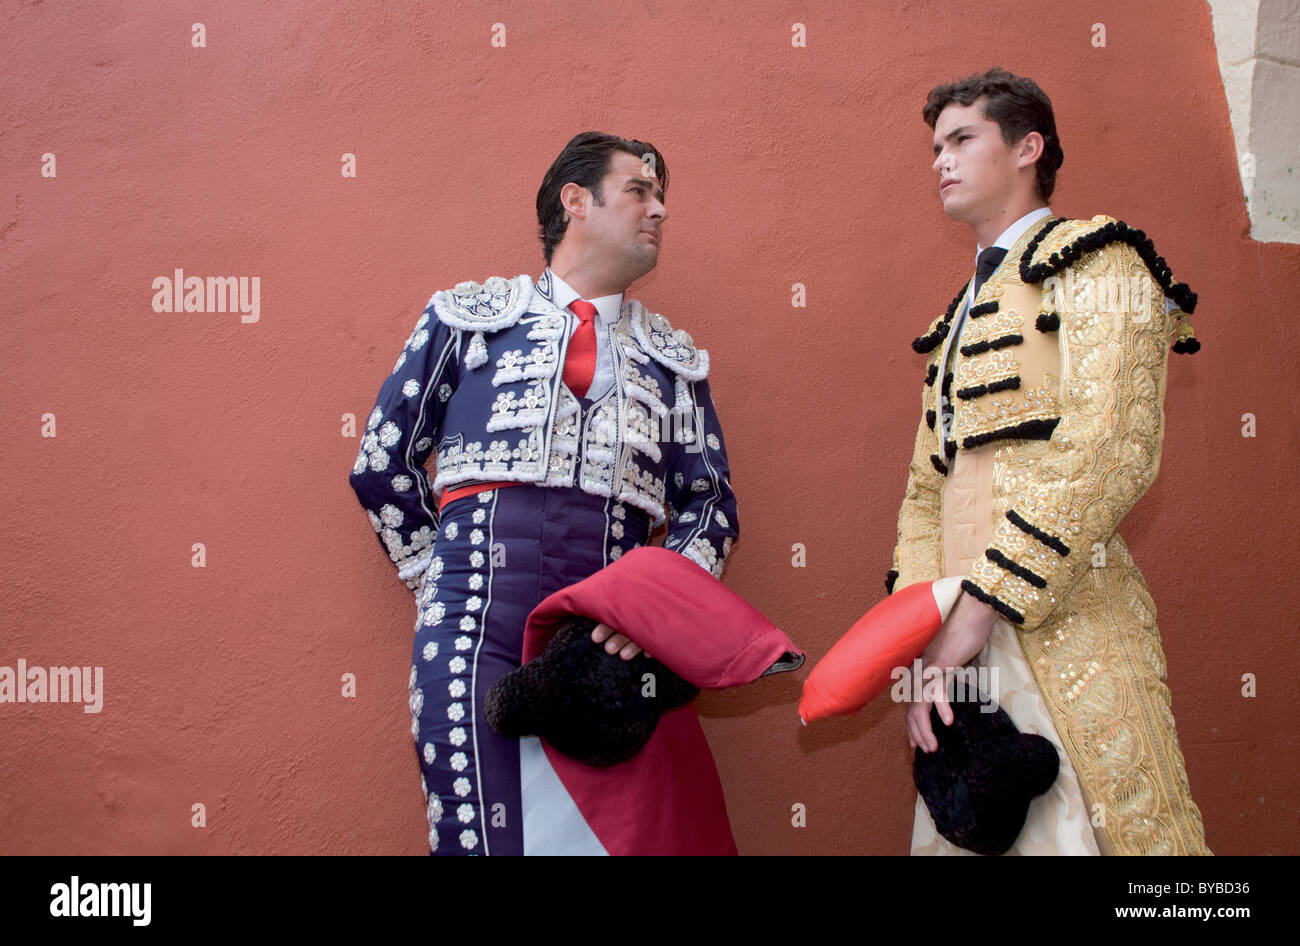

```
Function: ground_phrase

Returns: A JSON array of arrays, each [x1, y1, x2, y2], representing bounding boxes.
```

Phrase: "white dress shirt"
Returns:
[[546, 270, 624, 402]]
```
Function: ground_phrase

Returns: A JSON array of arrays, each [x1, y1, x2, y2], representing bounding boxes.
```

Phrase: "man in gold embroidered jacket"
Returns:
[[888, 69, 1210, 856]]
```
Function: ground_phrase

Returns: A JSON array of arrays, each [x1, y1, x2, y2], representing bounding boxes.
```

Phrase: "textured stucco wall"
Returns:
[[2, 0, 1297, 855]]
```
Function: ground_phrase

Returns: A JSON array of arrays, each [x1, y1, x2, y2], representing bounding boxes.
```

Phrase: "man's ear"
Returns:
[[1015, 131, 1045, 171], [559, 181, 588, 224]]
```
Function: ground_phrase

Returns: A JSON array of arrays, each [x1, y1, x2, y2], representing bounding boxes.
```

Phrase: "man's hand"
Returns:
[[905, 590, 998, 753], [591, 623, 650, 661]]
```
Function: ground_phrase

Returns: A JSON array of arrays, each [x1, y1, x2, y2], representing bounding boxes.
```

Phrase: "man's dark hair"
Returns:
[[536, 132, 668, 264], [923, 67, 1064, 201]]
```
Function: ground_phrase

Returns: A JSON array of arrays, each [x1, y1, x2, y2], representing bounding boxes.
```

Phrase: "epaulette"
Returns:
[[431, 274, 533, 332], [628, 299, 709, 381], [1020, 215, 1200, 353]]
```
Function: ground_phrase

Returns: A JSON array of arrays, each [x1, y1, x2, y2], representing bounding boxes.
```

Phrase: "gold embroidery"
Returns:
[[960, 306, 1025, 346], [955, 349, 1020, 389], [954, 372, 1062, 441]]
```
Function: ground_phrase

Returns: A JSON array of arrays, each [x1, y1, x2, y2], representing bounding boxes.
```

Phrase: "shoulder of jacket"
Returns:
[[1019, 215, 1197, 313], [627, 298, 710, 381], [430, 274, 534, 332]]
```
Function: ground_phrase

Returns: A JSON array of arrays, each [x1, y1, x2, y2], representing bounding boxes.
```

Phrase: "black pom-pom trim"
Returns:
[[944, 439, 957, 459], [885, 569, 899, 594], [930, 454, 949, 476], [1172, 336, 1201, 354], [986, 547, 1048, 588], [1035, 312, 1060, 332], [925, 409, 936, 430], [968, 301, 999, 318], [912, 321, 949, 354], [1019, 217, 1069, 275], [1006, 508, 1071, 557], [925, 363, 939, 386], [961, 416, 1060, 449], [941, 371, 953, 397], [956, 376, 1021, 401], [960, 333, 1023, 357], [1020, 217, 1198, 315], [912, 283, 970, 354], [960, 579, 1024, 625]]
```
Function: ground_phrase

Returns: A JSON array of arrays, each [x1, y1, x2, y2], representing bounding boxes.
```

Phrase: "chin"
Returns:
[[940, 196, 972, 223]]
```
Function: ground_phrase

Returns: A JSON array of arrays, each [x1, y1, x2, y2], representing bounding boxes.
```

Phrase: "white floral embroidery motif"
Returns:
[[686, 536, 722, 577]]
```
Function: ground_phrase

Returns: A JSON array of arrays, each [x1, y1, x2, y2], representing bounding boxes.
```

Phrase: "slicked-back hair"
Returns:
[[536, 132, 668, 264], [923, 67, 1064, 201]]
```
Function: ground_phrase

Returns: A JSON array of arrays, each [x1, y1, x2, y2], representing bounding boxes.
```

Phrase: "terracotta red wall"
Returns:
[[3, 0, 1296, 854]]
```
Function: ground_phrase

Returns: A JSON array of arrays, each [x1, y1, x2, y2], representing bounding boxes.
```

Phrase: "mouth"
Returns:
[[641, 230, 660, 245], [940, 179, 959, 193]]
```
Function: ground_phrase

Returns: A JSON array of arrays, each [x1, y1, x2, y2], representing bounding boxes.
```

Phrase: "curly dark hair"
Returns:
[[923, 68, 1064, 201], [536, 132, 668, 264]]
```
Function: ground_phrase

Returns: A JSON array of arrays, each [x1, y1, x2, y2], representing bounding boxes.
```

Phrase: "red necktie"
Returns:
[[564, 299, 598, 397]]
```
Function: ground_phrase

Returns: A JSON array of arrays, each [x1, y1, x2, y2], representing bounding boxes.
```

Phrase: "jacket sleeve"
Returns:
[[348, 298, 460, 591], [661, 376, 740, 579], [889, 369, 947, 594], [960, 241, 1171, 630]]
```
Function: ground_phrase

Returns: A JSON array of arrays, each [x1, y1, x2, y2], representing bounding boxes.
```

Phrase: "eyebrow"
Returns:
[[625, 177, 665, 202], [933, 125, 975, 154]]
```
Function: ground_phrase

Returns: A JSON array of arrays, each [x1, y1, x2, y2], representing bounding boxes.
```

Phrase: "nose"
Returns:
[[933, 150, 952, 176], [647, 195, 666, 224]]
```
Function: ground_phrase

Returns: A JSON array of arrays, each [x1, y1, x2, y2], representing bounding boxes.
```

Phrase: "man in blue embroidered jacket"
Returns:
[[347, 132, 739, 855]]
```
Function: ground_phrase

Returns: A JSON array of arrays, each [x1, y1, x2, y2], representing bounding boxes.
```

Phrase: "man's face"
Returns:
[[931, 99, 1023, 223], [583, 150, 667, 278]]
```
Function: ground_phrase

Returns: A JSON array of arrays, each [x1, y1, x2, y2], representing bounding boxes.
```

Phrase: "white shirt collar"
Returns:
[[545, 269, 623, 325], [975, 205, 1053, 267]]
